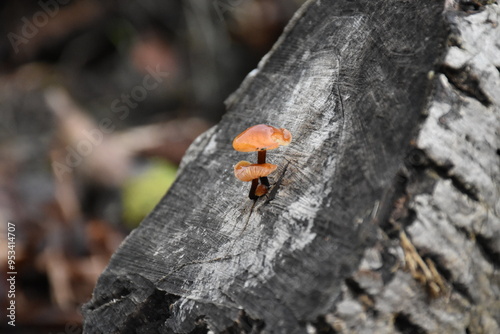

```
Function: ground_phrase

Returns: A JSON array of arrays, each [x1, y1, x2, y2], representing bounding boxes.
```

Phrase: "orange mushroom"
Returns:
[[255, 184, 270, 197], [232, 124, 291, 199], [232, 124, 292, 153], [234, 161, 277, 182], [234, 161, 277, 199]]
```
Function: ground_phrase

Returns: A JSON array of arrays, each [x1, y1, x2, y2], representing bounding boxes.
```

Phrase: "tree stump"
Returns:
[[83, 0, 500, 333]]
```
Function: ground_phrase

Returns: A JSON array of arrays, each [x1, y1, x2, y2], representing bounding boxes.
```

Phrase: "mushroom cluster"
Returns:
[[232, 124, 292, 199]]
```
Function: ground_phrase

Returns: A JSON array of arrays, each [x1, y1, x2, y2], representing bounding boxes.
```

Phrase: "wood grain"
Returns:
[[83, 1, 500, 333]]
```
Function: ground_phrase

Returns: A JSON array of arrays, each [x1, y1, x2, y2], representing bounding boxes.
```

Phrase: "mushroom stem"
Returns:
[[257, 150, 270, 189], [259, 176, 270, 188], [249, 178, 259, 200], [257, 150, 266, 164]]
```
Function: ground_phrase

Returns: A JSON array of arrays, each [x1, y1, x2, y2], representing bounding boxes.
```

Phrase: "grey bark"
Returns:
[[83, 0, 500, 333]]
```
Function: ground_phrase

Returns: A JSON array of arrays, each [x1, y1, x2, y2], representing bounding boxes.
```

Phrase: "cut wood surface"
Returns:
[[83, 0, 500, 333]]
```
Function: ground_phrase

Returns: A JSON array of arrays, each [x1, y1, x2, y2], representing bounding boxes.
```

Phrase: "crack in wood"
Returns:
[[475, 234, 500, 269], [156, 255, 237, 284], [374, 166, 415, 239], [394, 312, 428, 334], [224, 200, 258, 257], [440, 65, 492, 107], [451, 281, 475, 303], [424, 252, 476, 302], [86, 283, 134, 311], [344, 277, 376, 311], [218, 289, 238, 306], [265, 161, 290, 203], [431, 164, 480, 202], [310, 316, 337, 334], [409, 148, 480, 202], [88, 291, 130, 311], [457, 0, 496, 12]]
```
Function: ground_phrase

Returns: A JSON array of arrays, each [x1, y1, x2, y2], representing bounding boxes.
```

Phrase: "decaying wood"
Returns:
[[83, 0, 500, 333]]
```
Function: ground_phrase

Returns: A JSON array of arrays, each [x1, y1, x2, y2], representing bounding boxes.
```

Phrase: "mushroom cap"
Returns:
[[232, 124, 292, 152], [234, 161, 277, 182]]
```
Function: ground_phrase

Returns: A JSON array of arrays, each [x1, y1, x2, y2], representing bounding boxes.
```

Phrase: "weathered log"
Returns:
[[83, 0, 500, 333]]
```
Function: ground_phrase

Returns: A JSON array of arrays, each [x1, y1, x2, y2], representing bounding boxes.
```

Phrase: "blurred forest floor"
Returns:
[[0, 0, 304, 332]]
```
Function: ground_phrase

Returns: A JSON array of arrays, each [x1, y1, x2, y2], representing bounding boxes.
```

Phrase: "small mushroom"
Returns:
[[233, 161, 278, 182], [234, 161, 277, 199], [255, 184, 270, 197], [232, 124, 292, 157], [233, 124, 291, 195]]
